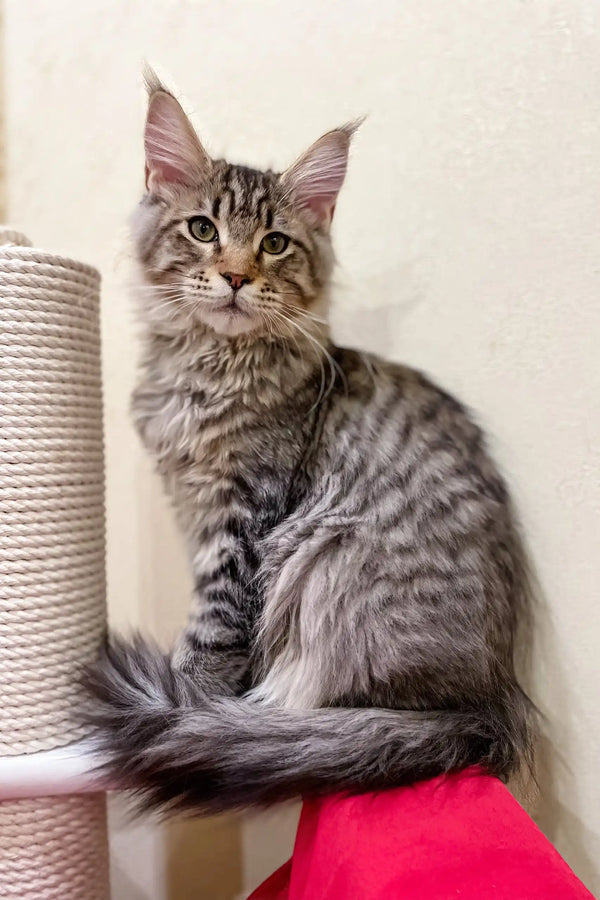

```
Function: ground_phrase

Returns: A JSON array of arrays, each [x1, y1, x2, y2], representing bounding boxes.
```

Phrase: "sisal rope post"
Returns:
[[0, 229, 110, 898]]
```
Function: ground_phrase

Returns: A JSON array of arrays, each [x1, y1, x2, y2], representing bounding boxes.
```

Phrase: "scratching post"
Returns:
[[0, 229, 109, 898]]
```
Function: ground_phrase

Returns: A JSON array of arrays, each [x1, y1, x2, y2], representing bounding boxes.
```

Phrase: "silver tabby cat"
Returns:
[[87, 71, 534, 813]]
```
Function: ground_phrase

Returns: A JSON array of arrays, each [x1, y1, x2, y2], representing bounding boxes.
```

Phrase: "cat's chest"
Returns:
[[133, 379, 308, 536], [134, 385, 255, 475]]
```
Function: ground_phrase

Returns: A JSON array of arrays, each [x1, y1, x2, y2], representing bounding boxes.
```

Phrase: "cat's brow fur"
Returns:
[[86, 73, 535, 815]]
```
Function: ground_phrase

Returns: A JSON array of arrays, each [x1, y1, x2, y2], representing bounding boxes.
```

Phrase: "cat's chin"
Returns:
[[201, 308, 262, 339]]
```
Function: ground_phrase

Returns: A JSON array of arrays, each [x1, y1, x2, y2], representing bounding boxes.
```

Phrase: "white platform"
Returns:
[[0, 741, 105, 800]]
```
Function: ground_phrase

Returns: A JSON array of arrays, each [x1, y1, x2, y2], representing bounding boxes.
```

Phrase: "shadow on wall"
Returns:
[[110, 868, 153, 900], [166, 815, 243, 900], [336, 286, 599, 896], [331, 258, 428, 357], [533, 603, 599, 894]]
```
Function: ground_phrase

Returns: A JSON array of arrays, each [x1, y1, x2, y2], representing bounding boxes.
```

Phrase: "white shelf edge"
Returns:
[[0, 740, 109, 800]]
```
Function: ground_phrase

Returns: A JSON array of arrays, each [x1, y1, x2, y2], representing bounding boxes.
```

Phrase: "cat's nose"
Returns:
[[221, 272, 252, 291]]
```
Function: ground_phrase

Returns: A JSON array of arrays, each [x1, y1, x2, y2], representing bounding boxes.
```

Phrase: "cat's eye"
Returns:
[[261, 232, 289, 255], [188, 216, 218, 242]]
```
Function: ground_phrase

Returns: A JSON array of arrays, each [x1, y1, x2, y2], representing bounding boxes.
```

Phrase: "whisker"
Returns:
[[285, 314, 347, 401], [134, 281, 201, 292], [266, 308, 335, 411], [261, 298, 329, 329], [134, 286, 186, 295], [360, 351, 378, 390], [268, 291, 329, 324], [260, 307, 303, 358], [283, 306, 328, 327]]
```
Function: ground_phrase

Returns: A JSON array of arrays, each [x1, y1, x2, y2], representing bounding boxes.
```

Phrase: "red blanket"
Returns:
[[249, 768, 593, 899]]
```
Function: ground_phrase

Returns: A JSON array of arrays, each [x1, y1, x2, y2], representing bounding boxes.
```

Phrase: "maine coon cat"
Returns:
[[86, 71, 534, 814]]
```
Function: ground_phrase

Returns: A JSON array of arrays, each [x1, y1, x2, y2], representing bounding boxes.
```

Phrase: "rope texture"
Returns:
[[0, 230, 110, 898], [0, 231, 106, 757], [0, 794, 110, 899]]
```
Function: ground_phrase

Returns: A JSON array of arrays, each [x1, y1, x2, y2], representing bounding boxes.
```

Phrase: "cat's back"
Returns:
[[322, 346, 511, 513]]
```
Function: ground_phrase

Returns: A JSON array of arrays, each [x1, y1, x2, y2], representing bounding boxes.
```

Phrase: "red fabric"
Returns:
[[249, 768, 593, 900]]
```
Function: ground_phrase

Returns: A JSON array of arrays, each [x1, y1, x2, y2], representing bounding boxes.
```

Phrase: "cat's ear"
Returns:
[[143, 75, 211, 195], [281, 122, 360, 228]]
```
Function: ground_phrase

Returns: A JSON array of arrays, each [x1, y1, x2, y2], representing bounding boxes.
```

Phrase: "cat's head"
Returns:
[[132, 72, 357, 339]]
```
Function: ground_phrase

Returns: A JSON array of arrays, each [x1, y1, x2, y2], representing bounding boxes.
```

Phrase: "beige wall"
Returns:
[[4, 1, 600, 896], [0, 3, 4, 224]]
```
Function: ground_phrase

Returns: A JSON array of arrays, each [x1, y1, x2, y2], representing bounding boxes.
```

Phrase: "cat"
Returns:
[[86, 69, 535, 815]]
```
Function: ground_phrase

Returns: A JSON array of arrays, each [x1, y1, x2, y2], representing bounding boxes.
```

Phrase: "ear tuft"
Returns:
[[337, 117, 366, 141], [281, 120, 362, 227], [143, 67, 211, 194], [142, 63, 168, 98]]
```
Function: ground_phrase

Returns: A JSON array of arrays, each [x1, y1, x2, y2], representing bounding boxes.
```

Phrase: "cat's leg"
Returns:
[[172, 527, 258, 696], [131, 387, 253, 694], [131, 385, 262, 695]]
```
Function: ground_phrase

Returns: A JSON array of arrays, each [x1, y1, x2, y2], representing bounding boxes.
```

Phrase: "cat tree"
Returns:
[[0, 229, 110, 898]]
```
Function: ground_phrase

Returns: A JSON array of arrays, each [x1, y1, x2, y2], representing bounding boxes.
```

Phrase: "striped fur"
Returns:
[[85, 74, 535, 814]]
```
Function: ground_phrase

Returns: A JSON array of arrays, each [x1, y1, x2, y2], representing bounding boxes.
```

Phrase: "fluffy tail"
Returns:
[[84, 637, 533, 815]]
